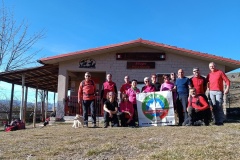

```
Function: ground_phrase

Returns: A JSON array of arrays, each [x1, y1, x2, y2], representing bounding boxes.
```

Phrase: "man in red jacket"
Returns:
[[78, 72, 96, 127], [206, 62, 230, 126], [184, 88, 210, 126]]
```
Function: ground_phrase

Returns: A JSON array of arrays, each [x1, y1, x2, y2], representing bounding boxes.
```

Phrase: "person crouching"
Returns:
[[118, 94, 135, 127], [184, 88, 210, 126], [103, 92, 119, 128]]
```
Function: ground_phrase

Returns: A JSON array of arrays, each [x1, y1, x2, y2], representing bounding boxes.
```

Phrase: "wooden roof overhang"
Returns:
[[0, 65, 59, 92]]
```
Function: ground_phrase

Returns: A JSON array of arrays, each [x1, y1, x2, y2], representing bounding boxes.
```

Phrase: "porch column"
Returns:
[[56, 68, 69, 119], [45, 90, 48, 120], [23, 87, 28, 123], [9, 83, 14, 124], [20, 74, 25, 121]]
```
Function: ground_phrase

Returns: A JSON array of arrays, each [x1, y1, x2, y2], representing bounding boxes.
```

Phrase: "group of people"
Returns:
[[77, 61, 230, 128]]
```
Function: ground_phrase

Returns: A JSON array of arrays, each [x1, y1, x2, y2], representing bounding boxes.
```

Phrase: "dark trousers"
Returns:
[[104, 111, 119, 127], [198, 94, 213, 122], [176, 95, 188, 125], [82, 100, 96, 125], [187, 107, 210, 125], [117, 112, 135, 127], [133, 104, 139, 126]]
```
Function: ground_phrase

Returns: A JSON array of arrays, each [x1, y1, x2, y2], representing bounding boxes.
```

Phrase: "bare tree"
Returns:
[[0, 1, 45, 71]]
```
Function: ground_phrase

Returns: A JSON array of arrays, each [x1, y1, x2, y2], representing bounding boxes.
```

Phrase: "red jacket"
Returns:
[[101, 81, 117, 99], [120, 83, 131, 94], [78, 80, 96, 101], [206, 69, 230, 92], [188, 96, 209, 111]]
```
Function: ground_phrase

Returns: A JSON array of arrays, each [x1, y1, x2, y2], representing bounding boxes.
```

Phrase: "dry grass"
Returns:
[[1, 122, 240, 160]]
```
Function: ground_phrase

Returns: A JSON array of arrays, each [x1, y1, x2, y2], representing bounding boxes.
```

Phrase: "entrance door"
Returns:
[[66, 71, 106, 116]]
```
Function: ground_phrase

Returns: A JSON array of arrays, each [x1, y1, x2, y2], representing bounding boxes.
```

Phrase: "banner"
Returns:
[[136, 91, 175, 127]]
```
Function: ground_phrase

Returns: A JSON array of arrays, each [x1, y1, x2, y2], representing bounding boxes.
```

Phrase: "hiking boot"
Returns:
[[104, 123, 109, 128], [92, 124, 97, 128], [215, 122, 224, 126]]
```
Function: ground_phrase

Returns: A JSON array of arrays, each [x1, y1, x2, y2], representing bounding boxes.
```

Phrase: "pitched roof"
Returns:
[[38, 38, 240, 72]]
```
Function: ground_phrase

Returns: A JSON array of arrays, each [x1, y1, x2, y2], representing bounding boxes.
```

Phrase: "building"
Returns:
[[1, 38, 240, 120]]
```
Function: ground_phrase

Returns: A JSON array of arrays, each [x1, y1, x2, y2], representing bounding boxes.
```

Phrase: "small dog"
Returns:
[[72, 114, 84, 128]]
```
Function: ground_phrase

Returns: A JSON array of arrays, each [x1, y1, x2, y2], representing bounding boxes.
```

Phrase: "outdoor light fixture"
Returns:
[[160, 54, 165, 59]]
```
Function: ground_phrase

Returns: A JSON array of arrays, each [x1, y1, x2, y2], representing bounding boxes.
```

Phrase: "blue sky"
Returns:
[[3, 0, 240, 70], [1, 0, 240, 102]]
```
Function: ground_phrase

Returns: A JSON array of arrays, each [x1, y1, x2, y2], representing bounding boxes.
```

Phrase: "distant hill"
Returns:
[[227, 72, 240, 108], [227, 72, 240, 82]]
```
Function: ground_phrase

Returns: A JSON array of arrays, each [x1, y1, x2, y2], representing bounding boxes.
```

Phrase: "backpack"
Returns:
[[81, 80, 95, 96], [82, 80, 94, 88]]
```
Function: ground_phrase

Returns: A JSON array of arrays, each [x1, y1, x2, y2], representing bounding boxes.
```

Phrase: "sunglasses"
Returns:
[[193, 70, 199, 72], [85, 75, 91, 77], [145, 81, 149, 83]]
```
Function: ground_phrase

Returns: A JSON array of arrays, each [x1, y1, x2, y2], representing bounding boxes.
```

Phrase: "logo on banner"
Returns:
[[142, 93, 169, 120]]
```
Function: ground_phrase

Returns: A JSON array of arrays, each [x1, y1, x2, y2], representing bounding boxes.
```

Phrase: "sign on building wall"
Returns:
[[79, 58, 96, 68], [127, 62, 155, 69], [137, 91, 175, 126]]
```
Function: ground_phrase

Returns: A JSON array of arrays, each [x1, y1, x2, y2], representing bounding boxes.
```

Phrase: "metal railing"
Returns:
[[66, 95, 103, 116]]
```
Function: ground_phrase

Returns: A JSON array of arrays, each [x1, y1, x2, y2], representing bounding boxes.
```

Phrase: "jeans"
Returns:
[[117, 112, 135, 127], [176, 94, 188, 125], [209, 91, 224, 124], [187, 107, 210, 125], [82, 100, 96, 125], [104, 111, 119, 127]]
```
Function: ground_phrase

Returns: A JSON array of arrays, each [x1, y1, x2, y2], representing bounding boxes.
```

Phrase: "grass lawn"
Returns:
[[1, 122, 240, 160]]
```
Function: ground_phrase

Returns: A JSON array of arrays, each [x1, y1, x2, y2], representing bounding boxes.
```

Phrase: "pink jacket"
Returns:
[[126, 87, 140, 104], [119, 101, 134, 120]]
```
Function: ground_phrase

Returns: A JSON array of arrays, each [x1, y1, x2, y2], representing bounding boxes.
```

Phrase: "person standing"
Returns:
[[160, 75, 175, 92], [174, 69, 191, 125], [141, 77, 155, 93], [170, 72, 176, 84], [206, 62, 230, 126], [78, 72, 96, 127], [120, 75, 131, 100], [126, 79, 140, 126], [150, 74, 161, 91], [101, 73, 118, 104]]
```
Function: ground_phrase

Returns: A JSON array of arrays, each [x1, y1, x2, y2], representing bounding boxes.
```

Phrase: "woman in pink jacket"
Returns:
[[126, 79, 140, 126], [141, 77, 155, 93]]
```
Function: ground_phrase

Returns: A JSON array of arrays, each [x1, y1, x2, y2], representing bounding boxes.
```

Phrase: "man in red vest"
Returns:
[[101, 73, 118, 104], [78, 72, 96, 127]]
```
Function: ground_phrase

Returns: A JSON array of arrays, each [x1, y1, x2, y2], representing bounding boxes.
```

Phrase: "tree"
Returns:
[[0, 1, 45, 71]]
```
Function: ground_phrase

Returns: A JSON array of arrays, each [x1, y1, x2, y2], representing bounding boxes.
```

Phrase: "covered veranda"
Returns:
[[0, 64, 60, 126]]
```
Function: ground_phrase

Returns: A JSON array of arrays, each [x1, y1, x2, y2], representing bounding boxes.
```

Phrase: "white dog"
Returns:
[[72, 114, 84, 128]]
